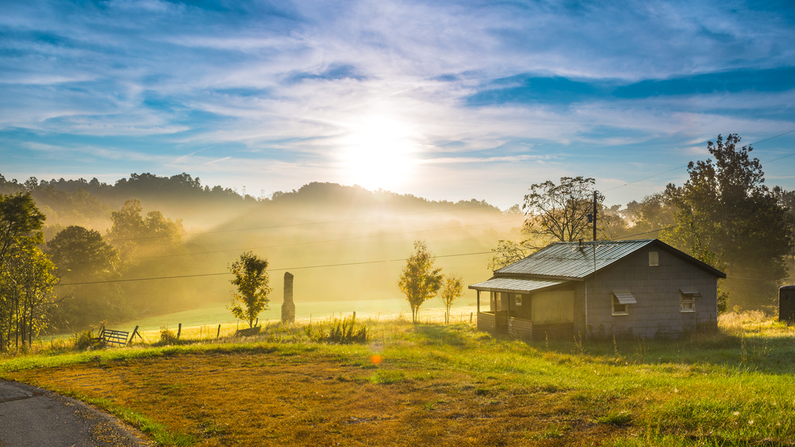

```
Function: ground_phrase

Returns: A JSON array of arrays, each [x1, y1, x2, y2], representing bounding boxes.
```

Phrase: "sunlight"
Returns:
[[338, 116, 417, 191]]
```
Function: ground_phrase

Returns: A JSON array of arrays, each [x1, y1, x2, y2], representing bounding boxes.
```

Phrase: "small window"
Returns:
[[649, 251, 659, 267], [514, 294, 523, 307], [680, 295, 696, 312], [612, 295, 628, 316], [679, 289, 700, 313], [612, 291, 636, 316]]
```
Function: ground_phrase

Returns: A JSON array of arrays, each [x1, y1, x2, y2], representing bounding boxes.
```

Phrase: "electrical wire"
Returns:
[[57, 250, 495, 286]]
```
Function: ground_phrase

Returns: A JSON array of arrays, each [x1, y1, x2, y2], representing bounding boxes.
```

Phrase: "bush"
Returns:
[[305, 315, 367, 344], [158, 327, 179, 345], [73, 329, 103, 350]]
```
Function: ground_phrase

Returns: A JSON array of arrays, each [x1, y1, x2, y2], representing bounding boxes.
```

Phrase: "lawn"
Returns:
[[2, 311, 794, 446]]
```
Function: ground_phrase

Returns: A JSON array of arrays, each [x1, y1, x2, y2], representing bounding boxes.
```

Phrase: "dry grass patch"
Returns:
[[9, 348, 628, 446]]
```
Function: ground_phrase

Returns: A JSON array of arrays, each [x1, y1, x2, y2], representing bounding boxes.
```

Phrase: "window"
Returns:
[[649, 251, 659, 267], [612, 290, 636, 316], [679, 289, 701, 313], [514, 294, 523, 307]]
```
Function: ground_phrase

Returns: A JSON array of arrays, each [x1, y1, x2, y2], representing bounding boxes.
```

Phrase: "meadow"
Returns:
[[2, 311, 794, 446]]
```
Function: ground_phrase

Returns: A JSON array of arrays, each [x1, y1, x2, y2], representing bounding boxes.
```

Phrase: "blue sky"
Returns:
[[2, 0, 795, 209]]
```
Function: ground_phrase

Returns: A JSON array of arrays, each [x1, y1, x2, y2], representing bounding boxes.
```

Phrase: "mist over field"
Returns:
[[0, 174, 519, 332]]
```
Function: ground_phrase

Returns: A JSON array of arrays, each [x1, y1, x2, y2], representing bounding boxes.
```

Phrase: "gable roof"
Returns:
[[494, 239, 726, 280]]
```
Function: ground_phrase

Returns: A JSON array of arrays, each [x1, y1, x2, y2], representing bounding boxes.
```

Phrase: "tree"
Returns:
[[228, 252, 272, 328], [440, 274, 463, 324], [47, 226, 119, 279], [490, 177, 604, 269], [0, 193, 45, 261], [0, 193, 56, 350], [107, 199, 184, 261], [46, 226, 124, 330], [662, 134, 793, 310], [398, 241, 443, 323]]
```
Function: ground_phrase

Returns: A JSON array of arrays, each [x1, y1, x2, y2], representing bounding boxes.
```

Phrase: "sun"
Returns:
[[338, 116, 417, 191]]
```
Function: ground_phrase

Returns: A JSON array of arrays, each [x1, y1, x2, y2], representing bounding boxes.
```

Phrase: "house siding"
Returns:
[[572, 246, 718, 338]]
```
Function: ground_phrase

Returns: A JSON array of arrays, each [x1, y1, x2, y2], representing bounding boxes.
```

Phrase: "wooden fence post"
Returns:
[[216, 324, 221, 339], [177, 323, 182, 339], [470, 312, 473, 324]]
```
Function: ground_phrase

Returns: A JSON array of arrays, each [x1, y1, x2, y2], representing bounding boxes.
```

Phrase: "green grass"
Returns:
[[3, 312, 795, 446]]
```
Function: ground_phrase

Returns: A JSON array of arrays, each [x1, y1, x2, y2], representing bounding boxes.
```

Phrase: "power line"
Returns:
[[57, 250, 495, 286]]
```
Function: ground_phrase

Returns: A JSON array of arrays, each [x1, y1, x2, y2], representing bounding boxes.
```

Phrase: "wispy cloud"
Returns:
[[2, 0, 795, 208]]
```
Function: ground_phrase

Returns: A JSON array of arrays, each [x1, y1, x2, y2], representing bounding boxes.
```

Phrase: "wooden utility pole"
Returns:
[[592, 190, 598, 241]]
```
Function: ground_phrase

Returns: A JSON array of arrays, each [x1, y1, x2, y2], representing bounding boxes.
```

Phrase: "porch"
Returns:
[[471, 278, 575, 341]]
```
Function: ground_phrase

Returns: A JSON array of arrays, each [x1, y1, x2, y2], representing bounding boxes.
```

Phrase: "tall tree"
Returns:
[[398, 241, 443, 323], [0, 193, 55, 350], [229, 252, 272, 328], [46, 226, 123, 330], [662, 134, 793, 309]]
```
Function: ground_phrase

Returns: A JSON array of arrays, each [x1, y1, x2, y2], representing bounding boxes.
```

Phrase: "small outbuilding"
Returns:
[[780, 285, 795, 325], [469, 239, 726, 340]]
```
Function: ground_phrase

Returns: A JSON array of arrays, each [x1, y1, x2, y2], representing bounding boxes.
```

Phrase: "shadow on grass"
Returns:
[[533, 329, 795, 375], [412, 323, 481, 349]]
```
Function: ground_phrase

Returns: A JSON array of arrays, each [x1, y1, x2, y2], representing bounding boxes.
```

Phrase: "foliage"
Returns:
[[623, 193, 676, 238], [228, 252, 272, 328], [0, 193, 57, 351], [398, 241, 443, 323], [47, 226, 119, 278], [523, 176, 603, 243], [439, 274, 463, 324], [45, 225, 126, 330], [158, 327, 180, 345], [304, 315, 368, 344], [662, 134, 793, 309], [488, 239, 537, 271], [72, 329, 103, 350], [107, 199, 184, 262], [490, 176, 605, 270]]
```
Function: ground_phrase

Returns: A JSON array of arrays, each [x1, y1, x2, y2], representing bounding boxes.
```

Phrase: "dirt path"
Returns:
[[0, 380, 150, 447]]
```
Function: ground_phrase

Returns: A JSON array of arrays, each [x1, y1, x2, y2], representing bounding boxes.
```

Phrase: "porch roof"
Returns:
[[468, 277, 566, 294]]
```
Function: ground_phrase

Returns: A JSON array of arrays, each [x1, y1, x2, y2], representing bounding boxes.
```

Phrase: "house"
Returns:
[[468, 239, 726, 339]]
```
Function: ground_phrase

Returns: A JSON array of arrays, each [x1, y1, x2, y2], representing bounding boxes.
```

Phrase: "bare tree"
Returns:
[[490, 177, 603, 270]]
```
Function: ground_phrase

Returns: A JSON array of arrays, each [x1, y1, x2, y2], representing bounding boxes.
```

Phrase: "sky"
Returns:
[[2, 0, 795, 209]]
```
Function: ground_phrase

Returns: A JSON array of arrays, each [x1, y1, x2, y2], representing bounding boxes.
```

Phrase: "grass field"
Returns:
[[2, 311, 794, 446]]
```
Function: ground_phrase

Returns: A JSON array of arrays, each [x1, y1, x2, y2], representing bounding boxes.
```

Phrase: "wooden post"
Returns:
[[177, 323, 182, 339], [129, 325, 141, 344], [216, 324, 221, 339], [470, 312, 473, 324]]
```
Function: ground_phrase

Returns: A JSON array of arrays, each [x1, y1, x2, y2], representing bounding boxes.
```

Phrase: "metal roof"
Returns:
[[612, 290, 637, 304], [468, 277, 566, 293], [495, 240, 656, 280]]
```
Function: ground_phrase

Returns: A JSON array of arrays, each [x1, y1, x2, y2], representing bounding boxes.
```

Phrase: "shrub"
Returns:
[[73, 329, 104, 350], [159, 327, 179, 345], [305, 316, 367, 344]]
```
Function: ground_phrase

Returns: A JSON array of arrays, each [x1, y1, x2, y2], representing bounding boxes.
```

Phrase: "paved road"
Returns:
[[0, 380, 150, 446]]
